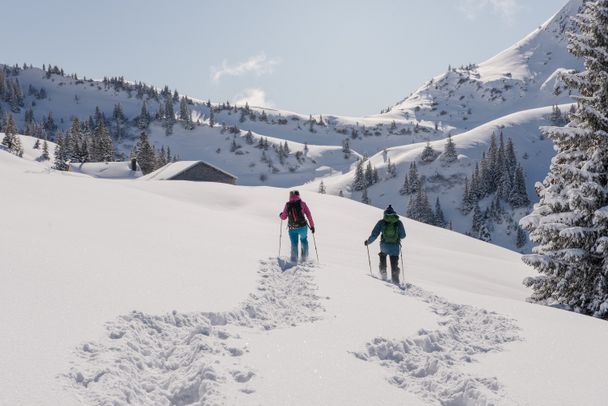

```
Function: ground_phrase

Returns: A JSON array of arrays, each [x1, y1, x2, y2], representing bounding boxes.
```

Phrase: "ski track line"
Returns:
[[354, 282, 523, 406], [64, 258, 324, 406]]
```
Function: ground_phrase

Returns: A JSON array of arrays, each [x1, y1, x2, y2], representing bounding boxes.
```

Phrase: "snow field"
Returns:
[[66, 259, 323, 405], [356, 282, 521, 406], [2, 150, 608, 405]]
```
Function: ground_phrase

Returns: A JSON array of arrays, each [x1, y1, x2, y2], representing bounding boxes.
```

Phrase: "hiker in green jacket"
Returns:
[[364, 205, 406, 284]]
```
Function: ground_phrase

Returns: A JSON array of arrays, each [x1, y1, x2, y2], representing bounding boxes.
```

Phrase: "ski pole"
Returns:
[[278, 219, 283, 259], [366, 244, 373, 276], [400, 243, 405, 287], [312, 231, 320, 263]]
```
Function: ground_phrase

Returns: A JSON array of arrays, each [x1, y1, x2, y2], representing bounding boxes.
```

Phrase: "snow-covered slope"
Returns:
[[0, 0, 586, 252], [2, 148, 608, 406], [386, 0, 584, 131], [306, 104, 567, 251]]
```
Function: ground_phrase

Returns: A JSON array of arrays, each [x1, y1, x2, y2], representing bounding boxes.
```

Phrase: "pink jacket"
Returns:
[[280, 195, 315, 228]]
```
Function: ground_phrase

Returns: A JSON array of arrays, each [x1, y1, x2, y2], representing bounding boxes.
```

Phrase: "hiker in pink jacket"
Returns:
[[279, 190, 315, 262]]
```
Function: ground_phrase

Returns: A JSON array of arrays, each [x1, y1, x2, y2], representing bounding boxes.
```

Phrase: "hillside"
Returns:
[[385, 0, 584, 130], [308, 104, 569, 251], [0, 0, 586, 251], [2, 147, 608, 405]]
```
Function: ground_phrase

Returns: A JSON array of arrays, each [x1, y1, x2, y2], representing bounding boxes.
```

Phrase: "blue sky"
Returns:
[[2, 0, 568, 116]]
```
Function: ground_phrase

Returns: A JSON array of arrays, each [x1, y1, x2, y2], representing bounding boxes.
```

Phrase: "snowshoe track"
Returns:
[[65, 258, 323, 406], [354, 284, 522, 406]]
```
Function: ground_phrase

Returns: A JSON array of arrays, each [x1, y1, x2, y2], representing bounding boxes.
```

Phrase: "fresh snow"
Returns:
[[69, 161, 141, 179], [2, 149, 608, 405], [0, 0, 588, 252]]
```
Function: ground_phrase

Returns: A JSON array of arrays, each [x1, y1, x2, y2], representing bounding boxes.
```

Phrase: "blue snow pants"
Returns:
[[288, 226, 309, 262]]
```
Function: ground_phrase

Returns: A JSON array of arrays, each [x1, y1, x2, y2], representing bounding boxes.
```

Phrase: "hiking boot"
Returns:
[[391, 268, 400, 284]]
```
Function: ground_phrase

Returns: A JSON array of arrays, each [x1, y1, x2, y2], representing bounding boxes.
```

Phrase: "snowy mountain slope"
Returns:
[[385, 0, 584, 131], [2, 149, 608, 405], [0, 0, 587, 252], [303, 104, 568, 251], [1, 132, 141, 179], [1, 132, 56, 166], [1, 65, 432, 165]]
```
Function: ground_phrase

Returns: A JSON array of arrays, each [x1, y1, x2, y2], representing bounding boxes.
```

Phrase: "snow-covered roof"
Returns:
[[70, 161, 142, 179], [141, 160, 236, 181]]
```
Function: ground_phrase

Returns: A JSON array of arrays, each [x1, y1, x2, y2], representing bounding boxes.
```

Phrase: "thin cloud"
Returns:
[[458, 0, 521, 21], [233, 88, 273, 108], [211, 53, 281, 82]]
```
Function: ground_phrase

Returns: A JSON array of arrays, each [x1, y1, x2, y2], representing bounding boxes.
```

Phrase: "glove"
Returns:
[[311, 227, 315, 234], [364, 240, 368, 246]]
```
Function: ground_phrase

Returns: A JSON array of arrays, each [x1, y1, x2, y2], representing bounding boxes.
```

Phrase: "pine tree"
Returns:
[[486, 132, 500, 193], [515, 226, 527, 249], [2, 112, 17, 145], [470, 163, 482, 201], [156, 146, 168, 168], [67, 118, 82, 161], [509, 164, 530, 208], [471, 203, 484, 235], [94, 120, 114, 162], [364, 161, 374, 187], [440, 134, 458, 163], [434, 197, 446, 227], [505, 137, 517, 176], [521, 0, 608, 317], [1, 112, 22, 156], [41, 140, 50, 160], [137, 102, 150, 130], [179, 97, 189, 121], [407, 187, 434, 224], [53, 132, 69, 170], [407, 162, 420, 194], [352, 159, 366, 191], [399, 172, 411, 195], [550, 105, 566, 126], [33, 138, 40, 149], [497, 161, 513, 201], [244, 130, 254, 145], [386, 158, 397, 179], [318, 180, 326, 194], [135, 131, 156, 174], [420, 141, 438, 163]]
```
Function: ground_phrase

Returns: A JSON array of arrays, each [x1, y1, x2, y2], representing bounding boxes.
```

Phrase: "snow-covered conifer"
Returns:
[[399, 172, 411, 195], [520, 0, 608, 317], [407, 187, 434, 224], [318, 180, 326, 194], [509, 165, 530, 208], [434, 197, 446, 227], [386, 158, 397, 179], [135, 131, 156, 174], [471, 203, 483, 235], [515, 226, 527, 249], [420, 141, 438, 163], [41, 140, 50, 160], [440, 134, 458, 163]]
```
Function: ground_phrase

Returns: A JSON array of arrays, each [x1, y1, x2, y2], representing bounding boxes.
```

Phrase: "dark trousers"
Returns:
[[379, 253, 400, 283]]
